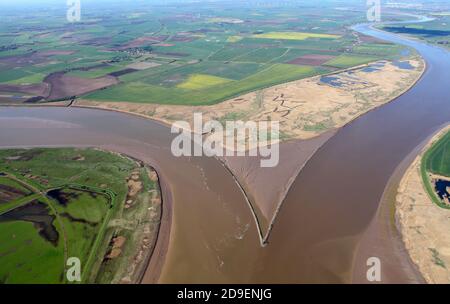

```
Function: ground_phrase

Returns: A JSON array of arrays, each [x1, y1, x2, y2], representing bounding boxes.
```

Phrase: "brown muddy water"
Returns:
[[0, 107, 261, 283], [0, 22, 449, 283], [249, 23, 450, 283]]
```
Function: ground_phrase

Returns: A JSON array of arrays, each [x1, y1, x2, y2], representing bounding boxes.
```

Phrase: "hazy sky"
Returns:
[[0, 0, 361, 4]]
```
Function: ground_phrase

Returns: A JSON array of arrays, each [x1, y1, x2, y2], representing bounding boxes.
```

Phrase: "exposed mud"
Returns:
[[221, 131, 335, 238]]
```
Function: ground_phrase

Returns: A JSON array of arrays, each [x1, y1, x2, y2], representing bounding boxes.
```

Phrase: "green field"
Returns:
[[177, 74, 233, 90], [66, 64, 130, 79], [0, 148, 160, 283], [0, 1, 407, 105], [382, 14, 450, 49], [353, 43, 405, 57], [324, 55, 379, 68], [86, 64, 320, 105], [252, 31, 340, 40], [0, 209, 65, 284], [421, 130, 450, 209]]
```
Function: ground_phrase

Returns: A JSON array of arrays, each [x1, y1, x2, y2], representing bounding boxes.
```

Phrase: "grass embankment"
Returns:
[[421, 130, 450, 209]]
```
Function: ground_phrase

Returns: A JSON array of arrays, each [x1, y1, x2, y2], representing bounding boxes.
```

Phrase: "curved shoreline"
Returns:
[[256, 13, 450, 283], [70, 54, 426, 248], [0, 142, 172, 284], [395, 124, 450, 283], [140, 166, 172, 284], [353, 124, 450, 283], [348, 18, 447, 284], [263, 28, 427, 247], [350, 132, 432, 283], [0, 145, 170, 283]]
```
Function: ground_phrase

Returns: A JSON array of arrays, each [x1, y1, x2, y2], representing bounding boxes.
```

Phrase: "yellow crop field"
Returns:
[[227, 35, 243, 43], [177, 74, 233, 90], [252, 31, 340, 40]]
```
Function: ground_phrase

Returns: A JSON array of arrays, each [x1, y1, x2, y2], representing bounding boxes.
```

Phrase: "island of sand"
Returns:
[[396, 125, 450, 284]]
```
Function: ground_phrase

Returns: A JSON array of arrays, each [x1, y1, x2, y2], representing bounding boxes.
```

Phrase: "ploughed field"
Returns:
[[0, 148, 161, 283], [0, 2, 407, 105]]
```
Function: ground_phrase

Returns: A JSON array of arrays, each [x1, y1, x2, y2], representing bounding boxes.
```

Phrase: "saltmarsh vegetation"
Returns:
[[0, 148, 161, 283]]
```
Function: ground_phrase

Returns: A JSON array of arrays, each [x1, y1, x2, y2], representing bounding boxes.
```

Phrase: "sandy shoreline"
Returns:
[[395, 125, 450, 283], [140, 166, 172, 283], [351, 140, 427, 284], [352, 124, 450, 284]]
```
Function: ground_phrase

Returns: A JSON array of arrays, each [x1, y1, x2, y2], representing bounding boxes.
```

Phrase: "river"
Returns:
[[0, 19, 449, 283], [249, 21, 450, 283]]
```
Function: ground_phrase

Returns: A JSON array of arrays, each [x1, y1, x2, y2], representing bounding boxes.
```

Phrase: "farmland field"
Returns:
[[177, 74, 233, 90], [0, 148, 161, 283], [0, 1, 408, 105], [382, 14, 450, 49], [252, 31, 340, 40], [422, 130, 450, 177], [324, 54, 380, 68], [86, 63, 320, 105], [421, 130, 450, 208]]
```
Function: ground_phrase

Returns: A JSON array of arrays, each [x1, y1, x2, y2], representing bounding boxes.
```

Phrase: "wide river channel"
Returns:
[[1, 20, 449, 283]]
